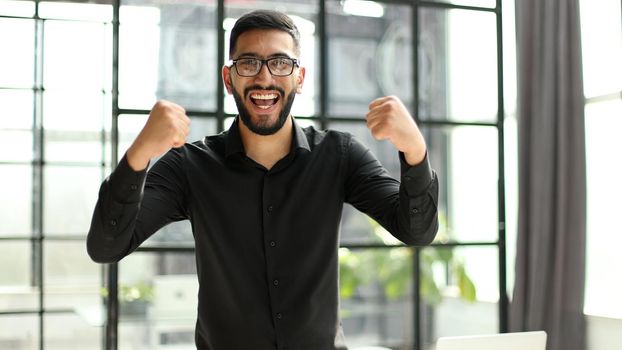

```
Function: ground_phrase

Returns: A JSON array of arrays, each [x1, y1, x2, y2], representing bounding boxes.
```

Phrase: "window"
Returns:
[[580, 0, 622, 319], [0, 1, 514, 349]]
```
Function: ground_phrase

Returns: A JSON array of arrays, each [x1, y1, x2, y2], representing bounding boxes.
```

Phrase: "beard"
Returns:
[[231, 84, 297, 136]]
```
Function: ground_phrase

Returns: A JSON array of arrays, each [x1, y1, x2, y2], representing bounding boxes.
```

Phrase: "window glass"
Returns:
[[423, 245, 499, 347], [43, 20, 108, 90], [224, 0, 318, 117], [584, 99, 622, 318], [425, 125, 499, 243], [339, 247, 413, 348], [419, 8, 498, 122], [0, 130, 32, 162], [0, 89, 33, 129], [0, 165, 32, 236], [326, 1, 411, 118], [119, 1, 218, 111], [44, 313, 102, 350], [39, 1, 112, 22], [0, 241, 37, 311], [0, 18, 34, 88], [43, 91, 106, 163], [118, 252, 197, 349], [580, 0, 622, 98], [0, 315, 39, 350], [44, 242, 101, 310], [424, 0, 496, 8], [0, 0, 35, 17], [43, 166, 103, 236]]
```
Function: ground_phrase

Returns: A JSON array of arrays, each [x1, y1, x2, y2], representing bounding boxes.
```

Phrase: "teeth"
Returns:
[[257, 105, 271, 109], [250, 93, 278, 100]]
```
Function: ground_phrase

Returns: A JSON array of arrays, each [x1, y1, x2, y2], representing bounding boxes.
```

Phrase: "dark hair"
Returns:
[[229, 10, 301, 57]]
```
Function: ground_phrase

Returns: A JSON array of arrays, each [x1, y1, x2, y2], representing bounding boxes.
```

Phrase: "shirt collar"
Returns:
[[224, 116, 311, 159]]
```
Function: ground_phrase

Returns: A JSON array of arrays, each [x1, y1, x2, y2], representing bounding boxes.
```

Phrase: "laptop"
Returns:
[[436, 331, 547, 350]]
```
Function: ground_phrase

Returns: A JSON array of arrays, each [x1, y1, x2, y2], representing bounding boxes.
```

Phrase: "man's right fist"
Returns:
[[126, 100, 191, 171]]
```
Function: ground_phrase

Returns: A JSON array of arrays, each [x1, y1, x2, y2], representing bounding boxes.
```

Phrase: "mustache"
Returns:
[[244, 85, 285, 97]]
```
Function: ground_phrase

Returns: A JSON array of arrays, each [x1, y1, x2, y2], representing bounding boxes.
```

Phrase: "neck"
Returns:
[[239, 116, 293, 170]]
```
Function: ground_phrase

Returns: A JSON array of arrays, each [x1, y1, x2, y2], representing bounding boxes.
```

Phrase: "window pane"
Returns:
[[43, 91, 106, 163], [0, 0, 35, 17], [419, 8, 498, 122], [0, 165, 32, 236], [339, 247, 413, 348], [118, 252, 197, 350], [584, 99, 622, 318], [0, 241, 37, 311], [425, 125, 499, 243], [224, 0, 318, 117], [44, 242, 101, 310], [43, 166, 103, 236], [0, 18, 34, 88], [0, 129, 32, 162], [326, 1, 412, 118], [39, 1, 112, 22], [0, 89, 33, 129], [43, 20, 108, 89], [0, 315, 39, 350], [423, 245, 499, 348], [424, 0, 496, 8], [119, 1, 218, 111], [580, 0, 622, 98], [44, 313, 101, 350]]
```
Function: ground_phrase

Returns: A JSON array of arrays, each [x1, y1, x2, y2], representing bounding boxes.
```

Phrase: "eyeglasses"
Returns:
[[230, 57, 300, 77]]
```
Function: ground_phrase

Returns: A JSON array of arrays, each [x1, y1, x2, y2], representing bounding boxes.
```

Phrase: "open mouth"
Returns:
[[249, 92, 280, 110]]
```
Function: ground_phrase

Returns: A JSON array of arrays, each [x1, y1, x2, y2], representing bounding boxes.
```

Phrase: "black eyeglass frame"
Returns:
[[230, 57, 300, 77]]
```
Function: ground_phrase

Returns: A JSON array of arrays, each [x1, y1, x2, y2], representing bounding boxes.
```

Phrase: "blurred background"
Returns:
[[0, 0, 619, 349]]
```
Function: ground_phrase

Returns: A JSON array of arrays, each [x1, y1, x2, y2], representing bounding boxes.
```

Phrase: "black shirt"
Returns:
[[87, 117, 439, 350]]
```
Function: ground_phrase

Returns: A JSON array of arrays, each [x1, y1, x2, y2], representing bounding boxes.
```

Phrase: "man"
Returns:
[[87, 9, 439, 350]]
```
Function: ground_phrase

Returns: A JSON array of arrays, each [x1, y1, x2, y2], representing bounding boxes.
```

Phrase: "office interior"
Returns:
[[0, 0, 620, 349]]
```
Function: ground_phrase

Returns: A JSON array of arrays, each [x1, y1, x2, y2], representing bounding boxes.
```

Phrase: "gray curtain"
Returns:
[[510, 1, 586, 350]]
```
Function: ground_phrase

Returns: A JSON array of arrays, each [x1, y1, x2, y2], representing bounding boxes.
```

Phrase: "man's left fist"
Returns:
[[366, 95, 427, 166]]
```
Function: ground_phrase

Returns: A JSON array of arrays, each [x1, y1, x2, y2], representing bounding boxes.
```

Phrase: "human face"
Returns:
[[223, 29, 305, 136]]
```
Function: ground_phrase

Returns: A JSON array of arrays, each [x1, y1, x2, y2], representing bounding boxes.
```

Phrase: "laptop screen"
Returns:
[[436, 331, 547, 350]]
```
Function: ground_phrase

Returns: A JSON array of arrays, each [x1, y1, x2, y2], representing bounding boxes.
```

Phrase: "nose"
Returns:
[[254, 62, 273, 82]]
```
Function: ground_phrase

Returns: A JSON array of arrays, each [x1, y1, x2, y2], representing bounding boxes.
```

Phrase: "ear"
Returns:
[[295, 67, 306, 94], [222, 65, 233, 94]]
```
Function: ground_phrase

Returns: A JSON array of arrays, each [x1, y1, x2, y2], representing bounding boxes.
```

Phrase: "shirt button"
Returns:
[[130, 184, 138, 191], [275, 313, 282, 320], [411, 208, 419, 215], [273, 279, 279, 286], [267, 205, 274, 213], [404, 176, 412, 181], [269, 241, 276, 247], [109, 219, 117, 226]]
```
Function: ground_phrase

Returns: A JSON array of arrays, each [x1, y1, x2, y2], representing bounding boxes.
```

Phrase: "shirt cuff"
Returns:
[[399, 151, 435, 196], [108, 154, 148, 204]]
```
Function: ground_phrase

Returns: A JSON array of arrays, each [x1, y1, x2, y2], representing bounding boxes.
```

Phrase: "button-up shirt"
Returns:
[[87, 117, 439, 350]]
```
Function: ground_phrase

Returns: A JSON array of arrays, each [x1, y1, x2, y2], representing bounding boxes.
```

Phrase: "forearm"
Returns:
[[395, 152, 439, 245], [86, 155, 148, 263]]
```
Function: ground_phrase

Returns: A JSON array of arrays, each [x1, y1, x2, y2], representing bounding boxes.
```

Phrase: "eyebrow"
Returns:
[[234, 52, 293, 59]]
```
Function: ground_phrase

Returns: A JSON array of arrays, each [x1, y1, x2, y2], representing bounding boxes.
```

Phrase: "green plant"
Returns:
[[339, 215, 476, 305], [100, 281, 154, 304]]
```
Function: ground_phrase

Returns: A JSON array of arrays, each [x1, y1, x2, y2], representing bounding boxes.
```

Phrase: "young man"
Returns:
[[87, 10, 439, 350]]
